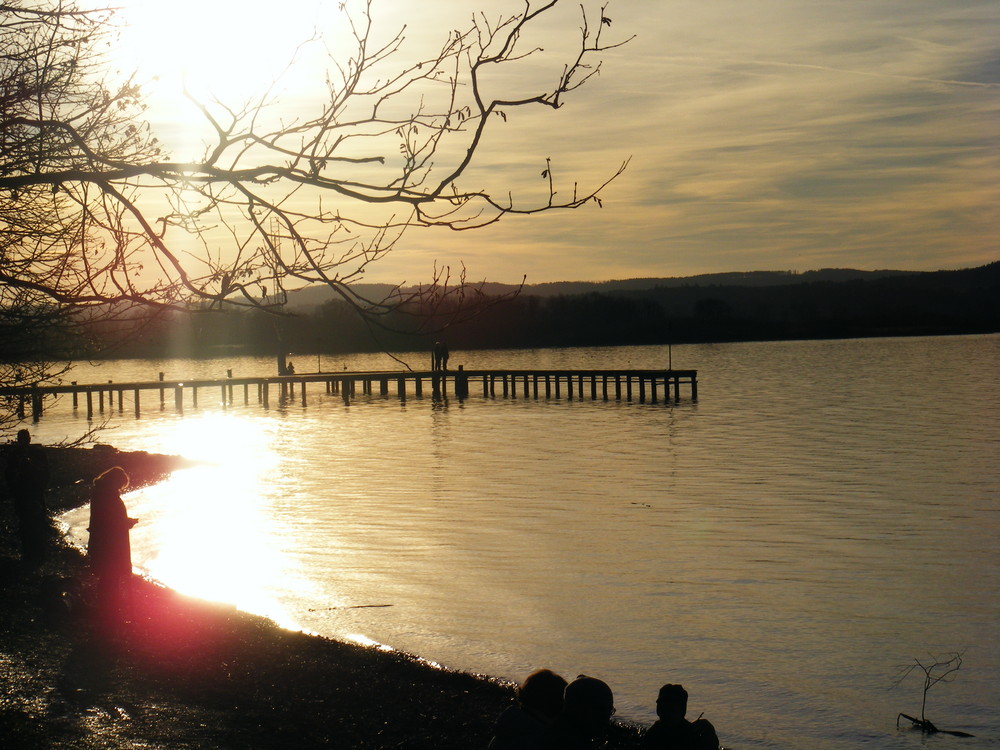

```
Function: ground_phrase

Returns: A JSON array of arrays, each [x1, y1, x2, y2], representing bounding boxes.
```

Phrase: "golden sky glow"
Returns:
[[107, 0, 998, 282]]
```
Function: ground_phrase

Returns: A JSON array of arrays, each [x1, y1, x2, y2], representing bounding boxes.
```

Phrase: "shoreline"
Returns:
[[1, 445, 644, 749]]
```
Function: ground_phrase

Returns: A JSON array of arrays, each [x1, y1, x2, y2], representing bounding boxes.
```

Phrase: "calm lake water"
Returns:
[[31, 335, 1000, 749]]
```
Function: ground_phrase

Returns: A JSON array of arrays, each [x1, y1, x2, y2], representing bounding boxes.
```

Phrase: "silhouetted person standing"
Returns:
[[490, 668, 568, 749], [433, 341, 449, 371], [641, 683, 719, 750], [543, 675, 616, 749], [3, 429, 50, 565], [87, 467, 138, 624]]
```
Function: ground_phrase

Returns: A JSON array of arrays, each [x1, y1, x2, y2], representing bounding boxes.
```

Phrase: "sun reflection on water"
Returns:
[[126, 413, 307, 629]]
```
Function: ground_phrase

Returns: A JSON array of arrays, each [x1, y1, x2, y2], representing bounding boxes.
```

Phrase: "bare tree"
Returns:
[[1, 0, 630, 326]]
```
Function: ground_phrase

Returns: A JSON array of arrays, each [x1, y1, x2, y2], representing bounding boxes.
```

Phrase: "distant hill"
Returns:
[[90, 262, 998, 359], [284, 267, 934, 309]]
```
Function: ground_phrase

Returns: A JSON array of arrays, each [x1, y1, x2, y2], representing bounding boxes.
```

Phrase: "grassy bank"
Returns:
[[1, 445, 643, 749]]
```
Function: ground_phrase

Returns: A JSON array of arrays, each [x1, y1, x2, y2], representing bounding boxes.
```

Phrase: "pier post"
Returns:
[[192, 387, 198, 409], [72, 383, 78, 409], [221, 385, 227, 408], [86, 391, 93, 420], [578, 375, 584, 401], [456, 366, 468, 399], [263, 382, 269, 408], [615, 376, 621, 401], [545, 375, 551, 399], [175, 386, 183, 413], [159, 372, 165, 408], [379, 378, 388, 397], [650, 377, 658, 404], [98, 390, 105, 413], [483, 375, 489, 398], [301, 382, 307, 406], [117, 389, 123, 412], [415, 377, 422, 397], [626, 377, 633, 401], [555, 376, 561, 399], [244, 383, 249, 405], [590, 375, 597, 401], [691, 375, 698, 401], [134, 389, 140, 418], [398, 376, 406, 402], [602, 376, 608, 401]]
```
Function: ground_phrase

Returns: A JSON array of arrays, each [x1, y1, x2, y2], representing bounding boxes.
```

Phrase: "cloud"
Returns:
[[130, 0, 999, 282]]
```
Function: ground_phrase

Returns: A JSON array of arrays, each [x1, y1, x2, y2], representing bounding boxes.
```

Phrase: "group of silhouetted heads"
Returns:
[[489, 669, 718, 749]]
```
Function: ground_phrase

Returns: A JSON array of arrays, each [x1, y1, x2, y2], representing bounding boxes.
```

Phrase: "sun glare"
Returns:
[[126, 413, 308, 628], [116, 1, 327, 96], [104, 0, 342, 153]]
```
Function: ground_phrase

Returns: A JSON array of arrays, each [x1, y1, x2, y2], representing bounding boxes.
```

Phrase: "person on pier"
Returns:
[[433, 341, 449, 371], [87, 466, 138, 625], [3, 429, 51, 565], [641, 683, 719, 750], [489, 668, 567, 749]]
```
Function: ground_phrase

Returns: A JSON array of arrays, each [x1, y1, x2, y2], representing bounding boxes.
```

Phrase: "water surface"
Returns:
[[40, 335, 1000, 749]]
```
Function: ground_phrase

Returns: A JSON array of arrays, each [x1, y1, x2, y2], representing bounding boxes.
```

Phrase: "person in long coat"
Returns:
[[87, 467, 138, 619]]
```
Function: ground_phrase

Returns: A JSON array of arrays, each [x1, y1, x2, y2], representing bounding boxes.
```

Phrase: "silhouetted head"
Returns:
[[94, 466, 129, 494], [563, 675, 615, 736], [16, 428, 30, 446], [518, 669, 567, 720], [655, 683, 688, 721]]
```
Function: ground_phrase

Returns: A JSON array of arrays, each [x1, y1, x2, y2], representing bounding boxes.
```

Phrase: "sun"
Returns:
[[114, 1, 327, 96], [103, 0, 342, 152]]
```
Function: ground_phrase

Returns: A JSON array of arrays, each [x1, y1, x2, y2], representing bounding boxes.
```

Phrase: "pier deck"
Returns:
[[2, 368, 697, 421]]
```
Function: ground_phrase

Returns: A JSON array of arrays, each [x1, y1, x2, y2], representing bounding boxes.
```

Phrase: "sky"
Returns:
[[111, 0, 998, 284]]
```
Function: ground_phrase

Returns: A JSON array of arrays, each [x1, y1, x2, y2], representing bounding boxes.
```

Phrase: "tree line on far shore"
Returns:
[[63, 262, 996, 361]]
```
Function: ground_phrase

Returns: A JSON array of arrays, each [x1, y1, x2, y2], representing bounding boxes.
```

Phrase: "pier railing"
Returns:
[[1, 367, 697, 421]]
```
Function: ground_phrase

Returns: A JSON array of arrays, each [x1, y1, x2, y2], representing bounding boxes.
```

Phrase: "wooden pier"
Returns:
[[1, 368, 697, 422]]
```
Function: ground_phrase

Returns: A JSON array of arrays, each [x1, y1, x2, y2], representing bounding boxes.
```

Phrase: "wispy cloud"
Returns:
[[127, 0, 1000, 282], [408, 0, 999, 281]]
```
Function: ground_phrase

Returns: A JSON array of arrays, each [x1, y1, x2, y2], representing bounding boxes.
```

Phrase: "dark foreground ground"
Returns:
[[1, 446, 644, 749]]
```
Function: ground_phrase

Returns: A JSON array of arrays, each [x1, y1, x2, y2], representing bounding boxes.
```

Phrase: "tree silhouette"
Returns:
[[1, 0, 629, 322]]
